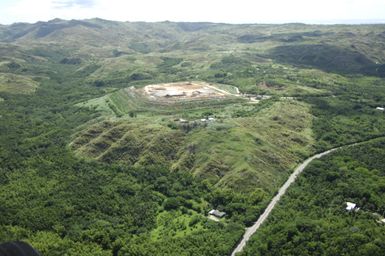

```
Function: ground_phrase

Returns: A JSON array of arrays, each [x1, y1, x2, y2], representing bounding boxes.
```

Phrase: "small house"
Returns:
[[376, 107, 384, 111], [209, 209, 226, 218], [346, 202, 359, 212]]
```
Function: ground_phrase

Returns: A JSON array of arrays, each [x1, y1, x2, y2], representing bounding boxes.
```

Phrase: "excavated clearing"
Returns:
[[143, 81, 233, 102]]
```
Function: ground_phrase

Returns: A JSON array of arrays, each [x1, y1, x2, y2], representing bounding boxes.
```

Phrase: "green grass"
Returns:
[[2, 19, 385, 256], [211, 82, 239, 94], [174, 99, 315, 193], [73, 94, 315, 196], [150, 210, 208, 240], [0, 73, 39, 94], [240, 139, 385, 256]]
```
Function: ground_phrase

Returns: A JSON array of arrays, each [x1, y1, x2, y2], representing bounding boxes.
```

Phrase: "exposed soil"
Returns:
[[143, 81, 231, 101]]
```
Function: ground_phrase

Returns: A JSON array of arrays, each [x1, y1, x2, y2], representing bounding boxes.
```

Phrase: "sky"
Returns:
[[1, 0, 385, 25]]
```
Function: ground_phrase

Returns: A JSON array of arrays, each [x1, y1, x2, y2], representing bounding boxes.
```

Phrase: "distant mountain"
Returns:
[[4, 18, 385, 76], [1, 18, 385, 256]]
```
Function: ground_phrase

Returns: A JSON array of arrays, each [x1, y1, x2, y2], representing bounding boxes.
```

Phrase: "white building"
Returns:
[[209, 209, 226, 218], [376, 107, 384, 111], [346, 202, 359, 212]]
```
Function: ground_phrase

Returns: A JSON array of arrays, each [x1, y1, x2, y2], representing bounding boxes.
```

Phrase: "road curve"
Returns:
[[230, 147, 339, 256]]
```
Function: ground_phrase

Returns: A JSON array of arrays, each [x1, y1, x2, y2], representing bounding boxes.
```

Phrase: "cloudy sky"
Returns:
[[1, 0, 385, 25]]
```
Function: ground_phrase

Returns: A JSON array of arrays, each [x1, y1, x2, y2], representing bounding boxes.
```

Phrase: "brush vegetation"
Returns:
[[0, 19, 385, 255], [240, 139, 385, 256]]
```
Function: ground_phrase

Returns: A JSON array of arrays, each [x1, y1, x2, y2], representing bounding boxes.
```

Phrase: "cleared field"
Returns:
[[74, 80, 315, 194], [144, 81, 238, 101], [0, 73, 39, 94], [78, 81, 244, 117]]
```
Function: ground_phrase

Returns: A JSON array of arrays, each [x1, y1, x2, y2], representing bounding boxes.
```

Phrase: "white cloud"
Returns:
[[1, 0, 385, 24], [53, 0, 96, 9]]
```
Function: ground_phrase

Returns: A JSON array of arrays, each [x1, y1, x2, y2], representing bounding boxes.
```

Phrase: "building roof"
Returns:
[[376, 107, 384, 111], [209, 209, 226, 218], [346, 202, 356, 211]]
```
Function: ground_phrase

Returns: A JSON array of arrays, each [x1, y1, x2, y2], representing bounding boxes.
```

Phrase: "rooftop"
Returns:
[[209, 209, 226, 218], [346, 202, 358, 211]]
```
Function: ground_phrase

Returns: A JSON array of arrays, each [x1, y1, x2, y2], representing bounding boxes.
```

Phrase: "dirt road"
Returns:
[[205, 84, 239, 96], [230, 147, 339, 256]]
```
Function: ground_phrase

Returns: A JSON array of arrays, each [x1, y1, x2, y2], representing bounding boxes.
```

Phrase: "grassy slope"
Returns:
[[73, 94, 315, 196], [1, 19, 385, 255], [0, 73, 39, 94], [174, 99, 314, 193]]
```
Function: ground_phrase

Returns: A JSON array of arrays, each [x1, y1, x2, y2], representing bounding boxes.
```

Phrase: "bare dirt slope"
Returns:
[[144, 81, 237, 102]]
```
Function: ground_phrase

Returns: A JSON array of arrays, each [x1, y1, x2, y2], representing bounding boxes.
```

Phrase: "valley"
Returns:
[[0, 18, 385, 255]]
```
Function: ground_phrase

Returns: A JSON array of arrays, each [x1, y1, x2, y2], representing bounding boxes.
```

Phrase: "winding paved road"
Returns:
[[231, 147, 340, 256]]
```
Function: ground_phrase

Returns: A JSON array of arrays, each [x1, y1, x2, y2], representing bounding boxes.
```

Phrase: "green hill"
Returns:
[[0, 19, 385, 256]]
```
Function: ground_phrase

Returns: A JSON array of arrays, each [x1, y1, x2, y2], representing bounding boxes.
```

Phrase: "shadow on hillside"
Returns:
[[268, 44, 385, 77]]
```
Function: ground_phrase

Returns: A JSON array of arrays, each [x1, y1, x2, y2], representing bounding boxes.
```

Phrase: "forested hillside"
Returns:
[[240, 139, 385, 256], [0, 19, 385, 255]]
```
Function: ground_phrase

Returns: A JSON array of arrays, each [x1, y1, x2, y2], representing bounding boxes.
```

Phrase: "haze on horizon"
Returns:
[[1, 0, 385, 25]]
